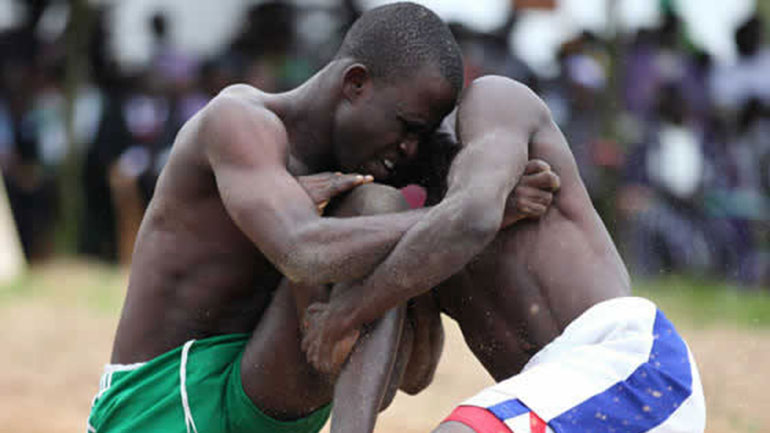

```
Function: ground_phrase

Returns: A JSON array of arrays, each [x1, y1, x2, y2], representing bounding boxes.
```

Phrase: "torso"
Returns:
[[110, 89, 304, 364], [434, 112, 631, 382]]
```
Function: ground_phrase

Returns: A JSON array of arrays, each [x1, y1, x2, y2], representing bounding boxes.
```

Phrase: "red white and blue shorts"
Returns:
[[443, 297, 706, 433]]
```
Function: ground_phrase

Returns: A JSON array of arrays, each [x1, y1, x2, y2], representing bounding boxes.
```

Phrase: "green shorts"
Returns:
[[87, 334, 331, 433]]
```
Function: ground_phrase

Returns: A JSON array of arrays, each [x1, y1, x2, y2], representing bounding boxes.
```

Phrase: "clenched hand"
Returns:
[[502, 159, 561, 227]]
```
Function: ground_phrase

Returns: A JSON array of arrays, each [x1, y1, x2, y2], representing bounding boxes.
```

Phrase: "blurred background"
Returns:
[[0, 1, 767, 432]]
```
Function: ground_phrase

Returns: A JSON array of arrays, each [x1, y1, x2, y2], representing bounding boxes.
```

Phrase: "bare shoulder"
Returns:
[[462, 76, 540, 102], [457, 76, 550, 140], [199, 84, 289, 166]]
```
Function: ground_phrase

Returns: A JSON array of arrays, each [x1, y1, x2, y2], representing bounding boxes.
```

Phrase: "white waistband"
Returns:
[[102, 361, 147, 375], [562, 296, 657, 337], [522, 296, 658, 370]]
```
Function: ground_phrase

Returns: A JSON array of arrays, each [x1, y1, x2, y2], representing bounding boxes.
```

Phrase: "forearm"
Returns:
[[325, 131, 529, 330], [330, 192, 502, 331], [283, 208, 429, 285]]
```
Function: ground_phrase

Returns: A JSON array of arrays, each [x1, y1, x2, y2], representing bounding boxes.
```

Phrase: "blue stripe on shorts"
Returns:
[[548, 309, 692, 432], [486, 310, 692, 433], [487, 398, 530, 421]]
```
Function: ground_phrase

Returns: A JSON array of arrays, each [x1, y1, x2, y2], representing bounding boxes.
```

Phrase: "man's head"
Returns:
[[331, 2, 463, 181]]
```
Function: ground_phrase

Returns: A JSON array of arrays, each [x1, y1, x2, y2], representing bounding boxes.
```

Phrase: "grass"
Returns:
[[1, 259, 769, 329], [0, 259, 126, 314], [634, 274, 770, 329]]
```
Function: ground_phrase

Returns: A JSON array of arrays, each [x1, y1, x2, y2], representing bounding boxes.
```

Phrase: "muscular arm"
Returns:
[[202, 88, 429, 285], [305, 77, 553, 355]]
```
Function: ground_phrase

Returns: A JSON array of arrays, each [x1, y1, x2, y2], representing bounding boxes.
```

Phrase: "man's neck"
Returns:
[[264, 60, 351, 173]]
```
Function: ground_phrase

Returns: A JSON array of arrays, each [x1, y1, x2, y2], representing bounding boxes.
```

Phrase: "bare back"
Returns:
[[435, 78, 631, 381]]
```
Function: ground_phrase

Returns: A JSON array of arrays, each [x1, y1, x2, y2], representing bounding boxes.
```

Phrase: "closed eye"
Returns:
[[398, 116, 428, 138]]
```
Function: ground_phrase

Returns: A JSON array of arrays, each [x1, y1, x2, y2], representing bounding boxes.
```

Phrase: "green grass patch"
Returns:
[[634, 275, 770, 329], [0, 260, 126, 314], [2, 262, 768, 329]]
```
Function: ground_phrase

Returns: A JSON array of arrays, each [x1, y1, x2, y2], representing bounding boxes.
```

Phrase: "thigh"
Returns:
[[241, 183, 416, 424], [239, 279, 333, 420]]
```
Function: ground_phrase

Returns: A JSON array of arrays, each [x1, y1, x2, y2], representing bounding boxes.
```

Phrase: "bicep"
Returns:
[[203, 95, 319, 270], [214, 163, 317, 258], [444, 134, 527, 202], [447, 76, 551, 200]]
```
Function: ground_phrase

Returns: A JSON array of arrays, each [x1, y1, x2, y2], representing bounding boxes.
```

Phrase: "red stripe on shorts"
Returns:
[[443, 405, 513, 433], [529, 411, 547, 433]]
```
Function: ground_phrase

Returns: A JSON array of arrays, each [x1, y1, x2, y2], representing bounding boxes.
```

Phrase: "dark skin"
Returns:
[[108, 57, 558, 428], [235, 175, 555, 428], [239, 183, 435, 422], [302, 76, 632, 433]]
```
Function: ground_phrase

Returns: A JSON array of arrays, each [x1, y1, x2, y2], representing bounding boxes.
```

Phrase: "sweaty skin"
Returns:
[[111, 82, 423, 364], [109, 59, 455, 420], [303, 75, 631, 384], [107, 61, 556, 425], [433, 79, 631, 379]]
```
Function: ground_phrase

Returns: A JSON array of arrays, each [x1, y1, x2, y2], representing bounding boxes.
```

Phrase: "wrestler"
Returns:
[[87, 4, 463, 432], [302, 76, 706, 433]]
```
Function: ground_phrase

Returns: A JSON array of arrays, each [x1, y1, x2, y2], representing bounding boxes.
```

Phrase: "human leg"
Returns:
[[238, 184, 421, 433], [326, 184, 415, 433]]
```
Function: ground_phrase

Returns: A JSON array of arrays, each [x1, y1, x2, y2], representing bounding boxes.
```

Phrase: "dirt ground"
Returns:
[[0, 262, 768, 433]]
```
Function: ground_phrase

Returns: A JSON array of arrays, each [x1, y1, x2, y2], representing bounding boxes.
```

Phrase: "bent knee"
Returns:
[[331, 183, 409, 217]]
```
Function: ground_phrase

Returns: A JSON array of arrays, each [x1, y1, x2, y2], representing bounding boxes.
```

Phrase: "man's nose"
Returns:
[[399, 138, 418, 161]]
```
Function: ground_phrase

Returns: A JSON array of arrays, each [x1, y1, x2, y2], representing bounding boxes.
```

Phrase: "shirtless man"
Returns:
[[302, 76, 707, 433], [86, 4, 561, 432], [86, 4, 469, 433]]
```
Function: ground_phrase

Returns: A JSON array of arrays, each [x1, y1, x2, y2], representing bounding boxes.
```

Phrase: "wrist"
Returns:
[[332, 281, 364, 334]]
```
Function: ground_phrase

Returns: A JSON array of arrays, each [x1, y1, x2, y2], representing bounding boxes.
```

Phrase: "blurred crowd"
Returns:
[[539, 11, 770, 286], [0, 1, 767, 286]]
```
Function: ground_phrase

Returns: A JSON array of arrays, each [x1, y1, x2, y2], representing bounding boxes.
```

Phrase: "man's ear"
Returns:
[[342, 64, 371, 102]]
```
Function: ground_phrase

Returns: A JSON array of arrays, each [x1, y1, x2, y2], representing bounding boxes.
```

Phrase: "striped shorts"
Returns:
[[443, 297, 706, 433]]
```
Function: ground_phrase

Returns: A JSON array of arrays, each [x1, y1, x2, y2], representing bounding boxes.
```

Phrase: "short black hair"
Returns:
[[388, 121, 460, 203], [336, 2, 464, 96]]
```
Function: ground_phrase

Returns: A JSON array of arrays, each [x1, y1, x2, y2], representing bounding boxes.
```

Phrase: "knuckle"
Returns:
[[519, 186, 535, 196], [530, 159, 547, 171]]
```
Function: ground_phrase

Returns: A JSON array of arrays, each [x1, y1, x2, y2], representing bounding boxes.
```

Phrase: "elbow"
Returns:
[[279, 248, 328, 286], [400, 374, 435, 396], [278, 250, 313, 285], [278, 228, 335, 286], [461, 212, 499, 247]]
